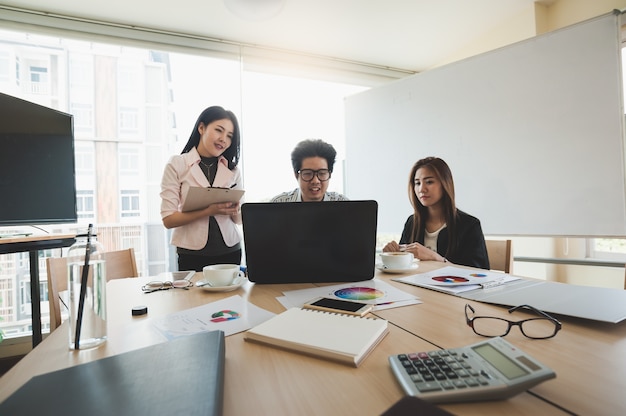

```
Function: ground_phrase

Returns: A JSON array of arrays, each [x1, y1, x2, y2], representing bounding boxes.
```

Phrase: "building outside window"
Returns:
[[76, 190, 95, 220], [28, 65, 48, 94], [120, 190, 141, 218]]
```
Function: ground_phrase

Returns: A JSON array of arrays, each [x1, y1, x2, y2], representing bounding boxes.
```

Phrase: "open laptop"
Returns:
[[241, 200, 378, 284]]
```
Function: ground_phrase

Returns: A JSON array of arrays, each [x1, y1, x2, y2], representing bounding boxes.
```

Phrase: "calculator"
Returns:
[[388, 337, 556, 403]]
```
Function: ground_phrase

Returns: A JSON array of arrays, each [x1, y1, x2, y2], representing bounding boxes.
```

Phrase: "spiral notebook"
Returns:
[[244, 307, 389, 367]]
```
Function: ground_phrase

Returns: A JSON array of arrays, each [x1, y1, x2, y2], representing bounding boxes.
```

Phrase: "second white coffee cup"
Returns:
[[202, 264, 243, 287]]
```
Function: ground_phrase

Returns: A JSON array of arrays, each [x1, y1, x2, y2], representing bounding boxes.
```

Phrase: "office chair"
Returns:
[[485, 240, 513, 274]]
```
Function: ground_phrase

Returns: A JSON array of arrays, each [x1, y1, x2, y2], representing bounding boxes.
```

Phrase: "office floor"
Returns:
[[0, 355, 25, 376]]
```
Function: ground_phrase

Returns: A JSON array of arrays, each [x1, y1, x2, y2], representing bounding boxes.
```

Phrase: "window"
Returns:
[[76, 190, 95, 219], [591, 238, 626, 261], [587, 48, 626, 263], [120, 190, 141, 218], [0, 23, 377, 339], [18, 276, 47, 315], [0, 278, 13, 324], [28, 65, 48, 94], [69, 53, 93, 88], [70, 102, 94, 134], [119, 106, 140, 135], [119, 147, 140, 175], [75, 143, 95, 173]]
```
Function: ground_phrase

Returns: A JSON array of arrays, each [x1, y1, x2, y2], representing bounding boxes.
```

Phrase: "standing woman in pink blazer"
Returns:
[[160, 106, 243, 272]]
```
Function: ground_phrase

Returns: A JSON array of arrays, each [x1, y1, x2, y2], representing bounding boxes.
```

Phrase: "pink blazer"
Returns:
[[160, 147, 242, 250]]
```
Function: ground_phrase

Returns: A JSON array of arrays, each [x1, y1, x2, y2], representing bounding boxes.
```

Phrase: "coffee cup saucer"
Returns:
[[196, 275, 245, 292], [376, 262, 419, 274]]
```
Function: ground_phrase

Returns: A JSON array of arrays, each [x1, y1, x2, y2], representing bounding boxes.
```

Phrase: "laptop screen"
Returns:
[[241, 201, 378, 284]]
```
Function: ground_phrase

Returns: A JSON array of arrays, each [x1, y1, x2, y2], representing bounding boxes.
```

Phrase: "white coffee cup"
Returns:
[[202, 264, 244, 287], [380, 252, 414, 269]]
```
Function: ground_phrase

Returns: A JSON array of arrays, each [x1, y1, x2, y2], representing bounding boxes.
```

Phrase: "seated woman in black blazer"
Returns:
[[383, 157, 490, 269]]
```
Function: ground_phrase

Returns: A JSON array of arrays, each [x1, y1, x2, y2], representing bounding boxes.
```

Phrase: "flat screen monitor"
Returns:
[[0, 93, 77, 227]]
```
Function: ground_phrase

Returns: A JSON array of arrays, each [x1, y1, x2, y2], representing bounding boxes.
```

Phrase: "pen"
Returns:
[[230, 183, 237, 188]]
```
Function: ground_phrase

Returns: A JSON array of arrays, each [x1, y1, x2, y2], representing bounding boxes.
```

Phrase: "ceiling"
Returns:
[[0, 0, 538, 72]]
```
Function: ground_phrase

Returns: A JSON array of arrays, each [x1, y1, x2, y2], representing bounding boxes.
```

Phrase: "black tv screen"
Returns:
[[0, 93, 77, 226]]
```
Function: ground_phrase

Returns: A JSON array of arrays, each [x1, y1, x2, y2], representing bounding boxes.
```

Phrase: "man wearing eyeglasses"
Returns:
[[270, 139, 348, 202]]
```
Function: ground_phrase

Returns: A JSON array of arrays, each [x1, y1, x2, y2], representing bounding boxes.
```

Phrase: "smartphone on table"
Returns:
[[302, 297, 373, 317]]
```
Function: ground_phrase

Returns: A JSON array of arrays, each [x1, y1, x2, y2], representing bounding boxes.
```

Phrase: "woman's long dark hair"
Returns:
[[408, 157, 458, 257], [181, 106, 241, 169]]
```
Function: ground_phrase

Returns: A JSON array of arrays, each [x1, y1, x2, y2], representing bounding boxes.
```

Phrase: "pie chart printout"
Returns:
[[432, 276, 470, 284]]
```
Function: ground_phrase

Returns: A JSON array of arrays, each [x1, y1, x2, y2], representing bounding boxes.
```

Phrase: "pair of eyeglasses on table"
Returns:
[[465, 303, 562, 339], [142, 279, 194, 293]]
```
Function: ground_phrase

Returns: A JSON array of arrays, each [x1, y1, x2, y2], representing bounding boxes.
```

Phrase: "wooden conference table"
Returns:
[[1, 261, 625, 415]]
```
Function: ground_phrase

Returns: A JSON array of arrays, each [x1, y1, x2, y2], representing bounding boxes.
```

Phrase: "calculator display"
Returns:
[[472, 343, 528, 380]]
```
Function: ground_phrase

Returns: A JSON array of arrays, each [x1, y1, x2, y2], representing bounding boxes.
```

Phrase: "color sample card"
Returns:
[[278, 278, 421, 311]]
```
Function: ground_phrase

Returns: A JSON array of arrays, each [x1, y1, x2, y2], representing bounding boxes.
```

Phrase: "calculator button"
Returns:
[[453, 380, 467, 388], [404, 366, 417, 375], [476, 377, 490, 385], [440, 381, 455, 390], [410, 374, 423, 383], [466, 378, 480, 387], [434, 372, 447, 381], [414, 382, 443, 392], [457, 370, 470, 378]]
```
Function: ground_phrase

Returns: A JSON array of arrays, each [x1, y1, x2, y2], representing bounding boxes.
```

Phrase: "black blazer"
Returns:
[[399, 210, 490, 269]]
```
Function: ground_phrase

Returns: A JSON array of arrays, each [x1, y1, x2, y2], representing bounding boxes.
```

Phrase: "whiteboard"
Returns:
[[345, 11, 626, 237]]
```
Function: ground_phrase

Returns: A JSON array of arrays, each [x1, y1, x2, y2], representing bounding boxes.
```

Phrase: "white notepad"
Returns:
[[244, 307, 389, 367]]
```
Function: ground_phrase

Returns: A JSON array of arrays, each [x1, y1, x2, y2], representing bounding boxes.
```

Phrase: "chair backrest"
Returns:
[[102, 248, 138, 280], [46, 256, 68, 331], [46, 248, 139, 331], [485, 239, 513, 274]]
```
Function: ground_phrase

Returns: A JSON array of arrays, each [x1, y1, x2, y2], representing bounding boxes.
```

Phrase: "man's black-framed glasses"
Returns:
[[465, 304, 562, 339], [298, 169, 331, 182]]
